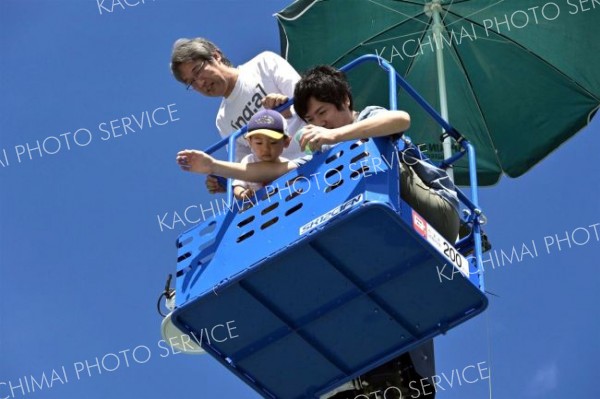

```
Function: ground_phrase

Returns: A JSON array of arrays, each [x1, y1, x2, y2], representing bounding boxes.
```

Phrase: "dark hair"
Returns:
[[293, 65, 354, 121], [170, 38, 233, 83]]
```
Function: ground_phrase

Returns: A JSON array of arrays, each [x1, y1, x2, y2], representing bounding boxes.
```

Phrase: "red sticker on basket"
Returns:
[[412, 210, 427, 238]]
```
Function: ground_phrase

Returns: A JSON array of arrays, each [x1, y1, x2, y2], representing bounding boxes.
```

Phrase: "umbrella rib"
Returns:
[[330, 7, 430, 66], [444, 8, 600, 103], [443, 0, 506, 29], [274, 0, 323, 59], [403, 22, 435, 78], [440, 0, 459, 24], [442, 5, 599, 178], [274, 0, 322, 22], [450, 58, 505, 174]]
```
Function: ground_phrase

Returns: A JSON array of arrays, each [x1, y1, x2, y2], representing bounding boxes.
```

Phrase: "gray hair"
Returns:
[[170, 38, 233, 83]]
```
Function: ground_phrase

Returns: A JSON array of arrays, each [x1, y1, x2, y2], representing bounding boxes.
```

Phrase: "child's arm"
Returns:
[[176, 150, 298, 183]]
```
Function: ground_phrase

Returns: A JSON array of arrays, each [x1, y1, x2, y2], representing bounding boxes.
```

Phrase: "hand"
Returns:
[[262, 94, 292, 118], [238, 188, 256, 201], [298, 125, 338, 152], [176, 150, 215, 174], [206, 175, 226, 194]]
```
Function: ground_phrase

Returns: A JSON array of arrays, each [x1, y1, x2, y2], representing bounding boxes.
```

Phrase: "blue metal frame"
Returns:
[[172, 134, 487, 398], [200, 54, 486, 291], [171, 54, 489, 399]]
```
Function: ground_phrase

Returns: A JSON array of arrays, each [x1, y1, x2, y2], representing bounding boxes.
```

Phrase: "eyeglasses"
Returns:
[[185, 60, 207, 91]]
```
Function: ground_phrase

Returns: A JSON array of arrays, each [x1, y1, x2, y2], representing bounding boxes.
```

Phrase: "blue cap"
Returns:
[[245, 109, 288, 139]]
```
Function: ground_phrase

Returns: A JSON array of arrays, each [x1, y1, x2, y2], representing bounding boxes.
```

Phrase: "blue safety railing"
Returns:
[[199, 54, 486, 291], [170, 55, 490, 399]]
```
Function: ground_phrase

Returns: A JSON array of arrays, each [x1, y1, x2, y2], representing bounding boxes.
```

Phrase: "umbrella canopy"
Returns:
[[276, 0, 600, 185]]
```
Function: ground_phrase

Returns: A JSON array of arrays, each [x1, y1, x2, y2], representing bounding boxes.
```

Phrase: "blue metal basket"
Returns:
[[171, 135, 487, 398], [168, 55, 490, 398]]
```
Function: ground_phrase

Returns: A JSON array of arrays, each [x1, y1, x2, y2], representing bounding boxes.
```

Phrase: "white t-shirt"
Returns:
[[216, 51, 305, 162], [231, 153, 289, 191]]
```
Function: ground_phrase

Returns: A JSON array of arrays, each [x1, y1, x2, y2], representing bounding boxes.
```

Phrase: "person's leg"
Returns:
[[320, 379, 368, 399], [357, 347, 436, 398], [399, 163, 460, 242]]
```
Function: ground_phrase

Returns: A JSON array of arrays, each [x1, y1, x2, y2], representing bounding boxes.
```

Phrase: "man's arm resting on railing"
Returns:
[[299, 110, 410, 151]]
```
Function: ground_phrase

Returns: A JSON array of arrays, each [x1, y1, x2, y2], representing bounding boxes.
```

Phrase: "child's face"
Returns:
[[248, 134, 290, 161]]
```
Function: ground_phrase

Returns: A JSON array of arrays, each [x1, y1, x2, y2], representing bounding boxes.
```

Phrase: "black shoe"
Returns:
[[359, 354, 436, 398]]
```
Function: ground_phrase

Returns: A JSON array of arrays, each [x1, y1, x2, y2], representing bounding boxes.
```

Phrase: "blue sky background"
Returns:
[[1, 1, 598, 398]]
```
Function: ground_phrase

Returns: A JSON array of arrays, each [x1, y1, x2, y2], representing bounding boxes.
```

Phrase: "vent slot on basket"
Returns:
[[284, 175, 307, 189], [177, 235, 193, 248], [323, 164, 344, 192], [261, 202, 280, 215], [260, 217, 279, 230], [350, 138, 369, 150], [237, 201, 256, 214], [262, 186, 278, 201], [325, 150, 344, 164], [177, 252, 191, 263], [237, 215, 255, 228], [324, 164, 344, 179], [325, 179, 344, 193], [285, 203, 303, 216], [350, 165, 371, 179], [199, 220, 217, 236], [199, 238, 216, 252], [236, 230, 255, 243], [350, 151, 370, 164], [285, 188, 304, 201]]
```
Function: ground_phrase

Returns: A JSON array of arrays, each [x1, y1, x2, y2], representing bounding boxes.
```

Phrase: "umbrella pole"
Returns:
[[430, 1, 454, 181], [429, 2, 485, 289]]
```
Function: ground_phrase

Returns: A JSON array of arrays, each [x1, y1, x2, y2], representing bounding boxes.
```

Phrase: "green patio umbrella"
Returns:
[[276, 0, 600, 185]]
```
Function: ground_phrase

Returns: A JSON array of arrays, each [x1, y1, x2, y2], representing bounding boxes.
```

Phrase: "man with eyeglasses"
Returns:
[[170, 37, 305, 193]]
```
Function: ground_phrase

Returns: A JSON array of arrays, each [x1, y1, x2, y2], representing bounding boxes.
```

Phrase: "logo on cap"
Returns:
[[245, 109, 287, 139]]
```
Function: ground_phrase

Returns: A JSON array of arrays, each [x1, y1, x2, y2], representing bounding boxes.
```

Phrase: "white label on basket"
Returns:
[[412, 210, 469, 278], [299, 194, 363, 235]]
